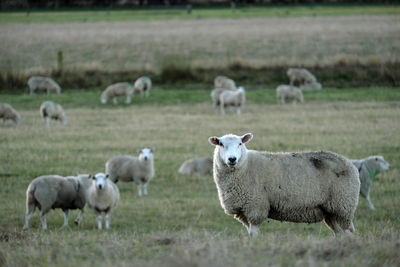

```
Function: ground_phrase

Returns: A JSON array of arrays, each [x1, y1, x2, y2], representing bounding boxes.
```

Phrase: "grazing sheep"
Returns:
[[100, 82, 134, 104], [106, 148, 155, 197], [27, 76, 61, 95], [178, 157, 213, 176], [351, 156, 390, 211], [208, 133, 360, 238], [300, 82, 322, 91], [214, 76, 237, 90], [23, 174, 91, 230], [211, 87, 235, 113], [39, 101, 67, 126], [219, 87, 246, 115], [133, 76, 152, 98], [86, 173, 120, 230], [287, 68, 317, 87], [276, 85, 304, 104], [0, 103, 21, 126]]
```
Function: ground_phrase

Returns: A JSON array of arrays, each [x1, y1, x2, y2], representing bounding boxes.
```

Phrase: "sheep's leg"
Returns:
[[23, 209, 35, 230], [74, 208, 84, 226], [61, 210, 70, 228], [39, 211, 48, 230], [324, 215, 344, 236], [145, 90, 149, 98], [236, 106, 241, 115], [125, 95, 131, 104], [220, 105, 225, 116], [45, 117, 50, 126], [366, 195, 376, 210], [97, 214, 103, 230], [105, 213, 110, 229], [143, 183, 148, 196], [248, 224, 260, 239], [138, 184, 143, 197], [113, 98, 118, 105]]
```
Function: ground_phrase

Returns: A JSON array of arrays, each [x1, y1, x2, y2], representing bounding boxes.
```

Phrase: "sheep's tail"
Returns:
[[26, 183, 37, 215]]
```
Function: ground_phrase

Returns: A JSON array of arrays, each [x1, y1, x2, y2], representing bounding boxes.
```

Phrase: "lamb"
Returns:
[[351, 156, 390, 211], [300, 82, 322, 91], [100, 82, 134, 104], [39, 101, 67, 126], [86, 173, 120, 230], [133, 76, 152, 98], [27, 76, 61, 95], [106, 148, 155, 197], [0, 103, 21, 126], [178, 157, 213, 176], [208, 133, 360, 238], [287, 68, 317, 87], [276, 85, 304, 104], [219, 87, 246, 115], [23, 174, 91, 230], [214, 76, 237, 90]]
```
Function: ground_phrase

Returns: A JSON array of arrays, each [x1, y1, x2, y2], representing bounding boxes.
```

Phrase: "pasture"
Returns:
[[1, 88, 400, 266], [1, 5, 400, 266]]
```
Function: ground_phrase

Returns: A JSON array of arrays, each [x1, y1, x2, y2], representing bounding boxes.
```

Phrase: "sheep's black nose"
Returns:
[[144, 157, 148, 160], [228, 157, 237, 163]]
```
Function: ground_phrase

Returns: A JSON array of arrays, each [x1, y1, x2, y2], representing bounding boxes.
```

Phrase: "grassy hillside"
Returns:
[[0, 88, 399, 266]]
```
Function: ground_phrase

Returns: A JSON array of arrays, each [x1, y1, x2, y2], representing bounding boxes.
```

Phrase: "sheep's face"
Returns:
[[92, 173, 109, 190], [208, 133, 253, 168], [139, 148, 153, 162], [369, 156, 390, 172]]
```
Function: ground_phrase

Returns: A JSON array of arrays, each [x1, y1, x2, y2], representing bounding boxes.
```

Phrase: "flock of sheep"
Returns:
[[1, 70, 391, 236]]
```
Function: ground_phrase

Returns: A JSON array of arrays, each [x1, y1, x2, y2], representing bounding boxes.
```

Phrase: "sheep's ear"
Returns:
[[105, 174, 110, 179], [209, 136, 220, 146], [241, 133, 253, 144], [88, 174, 93, 179]]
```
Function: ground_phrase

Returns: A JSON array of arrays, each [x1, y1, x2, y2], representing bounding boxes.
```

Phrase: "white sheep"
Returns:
[[100, 82, 134, 104], [86, 173, 120, 230], [276, 85, 304, 104], [287, 68, 317, 87], [351, 156, 390, 211], [300, 82, 322, 91], [133, 76, 152, 98], [208, 133, 360, 238], [214, 76, 237, 90], [178, 157, 213, 176], [27, 76, 61, 95], [23, 174, 91, 230], [211, 87, 235, 113], [106, 148, 155, 197], [219, 86, 246, 115], [0, 103, 21, 126], [39, 101, 67, 126]]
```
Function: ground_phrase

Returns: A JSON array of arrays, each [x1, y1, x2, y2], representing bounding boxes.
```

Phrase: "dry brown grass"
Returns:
[[1, 16, 399, 73]]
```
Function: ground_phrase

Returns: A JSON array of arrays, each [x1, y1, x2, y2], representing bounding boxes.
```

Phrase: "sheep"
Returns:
[[300, 82, 322, 91], [351, 156, 390, 211], [276, 85, 304, 105], [208, 133, 360, 238], [0, 103, 21, 126], [178, 157, 213, 176], [214, 76, 237, 90], [219, 87, 246, 115], [23, 174, 91, 230], [106, 148, 155, 197], [133, 76, 152, 98], [86, 173, 120, 230], [211, 87, 235, 113], [27, 76, 61, 95], [287, 68, 317, 87], [100, 82, 134, 104], [39, 101, 67, 126]]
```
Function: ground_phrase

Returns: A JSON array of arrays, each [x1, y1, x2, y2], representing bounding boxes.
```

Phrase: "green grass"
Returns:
[[0, 87, 400, 265], [0, 4, 399, 24]]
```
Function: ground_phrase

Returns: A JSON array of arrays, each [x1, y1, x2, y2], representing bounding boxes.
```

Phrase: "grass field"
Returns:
[[0, 88, 400, 266]]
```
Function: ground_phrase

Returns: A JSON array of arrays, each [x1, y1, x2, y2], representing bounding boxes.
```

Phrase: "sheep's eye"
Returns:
[[93, 177, 97, 180], [239, 143, 242, 146]]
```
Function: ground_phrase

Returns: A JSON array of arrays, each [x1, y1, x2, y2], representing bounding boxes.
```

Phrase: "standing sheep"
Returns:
[[23, 174, 91, 230], [101, 82, 134, 104], [133, 76, 152, 98], [287, 68, 317, 87], [27, 76, 61, 95], [219, 87, 246, 115], [208, 133, 360, 238], [351, 156, 390, 210], [106, 148, 155, 197], [0, 103, 21, 126], [86, 173, 120, 230], [214, 76, 237, 90], [178, 157, 213, 176], [39, 101, 67, 126], [211, 87, 235, 113], [276, 85, 304, 105]]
